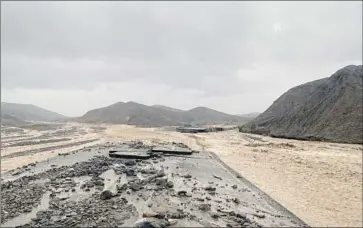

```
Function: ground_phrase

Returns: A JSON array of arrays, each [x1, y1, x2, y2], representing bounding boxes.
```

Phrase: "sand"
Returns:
[[1, 123, 362, 227]]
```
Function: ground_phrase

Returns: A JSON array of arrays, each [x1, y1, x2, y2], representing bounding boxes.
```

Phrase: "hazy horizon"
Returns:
[[1, 1, 362, 116]]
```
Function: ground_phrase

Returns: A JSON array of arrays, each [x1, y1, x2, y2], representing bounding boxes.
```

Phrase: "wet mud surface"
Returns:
[[2, 139, 98, 159], [2, 138, 72, 148], [1, 141, 308, 227]]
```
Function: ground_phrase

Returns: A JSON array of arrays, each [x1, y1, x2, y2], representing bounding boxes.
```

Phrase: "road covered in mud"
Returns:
[[1, 141, 308, 227]]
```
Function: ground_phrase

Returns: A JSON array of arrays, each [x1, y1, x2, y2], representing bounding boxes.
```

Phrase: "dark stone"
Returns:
[[232, 198, 240, 204], [94, 180, 105, 186], [124, 160, 136, 166], [166, 181, 174, 188], [198, 204, 211, 211], [212, 174, 222, 180], [117, 183, 128, 191], [204, 186, 216, 191], [155, 178, 168, 186], [177, 190, 187, 196], [183, 174, 192, 179], [126, 168, 136, 177], [254, 213, 265, 218], [129, 182, 142, 191], [156, 171, 166, 178], [236, 212, 247, 219], [210, 212, 220, 219]]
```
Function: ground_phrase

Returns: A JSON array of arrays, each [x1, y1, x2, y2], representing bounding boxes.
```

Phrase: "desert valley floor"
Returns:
[[1, 122, 362, 227]]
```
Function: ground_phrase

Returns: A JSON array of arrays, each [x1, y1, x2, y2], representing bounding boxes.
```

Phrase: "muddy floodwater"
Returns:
[[1, 122, 362, 227]]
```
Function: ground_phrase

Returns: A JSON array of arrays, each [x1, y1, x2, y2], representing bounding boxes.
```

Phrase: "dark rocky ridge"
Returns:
[[241, 65, 363, 144]]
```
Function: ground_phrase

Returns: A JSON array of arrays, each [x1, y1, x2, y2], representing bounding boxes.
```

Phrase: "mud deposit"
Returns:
[[1, 142, 307, 227]]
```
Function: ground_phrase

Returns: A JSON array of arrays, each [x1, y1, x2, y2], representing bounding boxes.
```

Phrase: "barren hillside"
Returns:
[[79, 102, 249, 126], [1, 102, 67, 122], [241, 65, 363, 144]]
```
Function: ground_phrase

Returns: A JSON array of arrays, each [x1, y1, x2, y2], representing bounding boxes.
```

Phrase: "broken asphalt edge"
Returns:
[[208, 151, 310, 228]]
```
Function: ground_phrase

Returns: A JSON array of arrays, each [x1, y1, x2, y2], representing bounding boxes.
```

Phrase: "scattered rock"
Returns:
[[124, 160, 136, 166], [183, 174, 192, 179], [232, 198, 240, 204], [177, 190, 187, 196], [129, 181, 142, 191], [155, 178, 168, 186], [117, 183, 128, 192], [212, 174, 222, 180], [126, 168, 136, 176], [142, 212, 159, 218], [236, 212, 247, 219], [210, 212, 220, 219], [198, 204, 211, 211], [167, 219, 178, 226], [204, 186, 216, 191], [254, 213, 265, 218], [156, 171, 166, 178], [166, 181, 174, 188]]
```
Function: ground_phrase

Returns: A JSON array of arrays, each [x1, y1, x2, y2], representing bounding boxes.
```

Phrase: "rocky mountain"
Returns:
[[182, 107, 244, 125], [237, 112, 261, 119], [1, 102, 68, 122], [152, 105, 184, 112], [79, 102, 249, 126], [241, 65, 363, 144], [1, 113, 28, 126], [79, 101, 181, 126]]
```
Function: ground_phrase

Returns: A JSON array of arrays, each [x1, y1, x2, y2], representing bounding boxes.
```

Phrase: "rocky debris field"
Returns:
[[1, 141, 307, 227]]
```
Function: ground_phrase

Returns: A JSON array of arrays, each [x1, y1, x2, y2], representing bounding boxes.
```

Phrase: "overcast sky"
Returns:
[[1, 1, 362, 117]]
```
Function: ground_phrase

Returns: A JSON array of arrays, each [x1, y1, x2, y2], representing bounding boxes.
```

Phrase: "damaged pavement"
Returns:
[[1, 141, 308, 227]]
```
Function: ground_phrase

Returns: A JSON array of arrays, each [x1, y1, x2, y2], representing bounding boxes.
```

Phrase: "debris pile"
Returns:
[[1, 141, 307, 227]]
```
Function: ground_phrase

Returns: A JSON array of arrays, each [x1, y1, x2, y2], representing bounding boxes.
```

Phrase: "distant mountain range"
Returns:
[[0, 101, 257, 127], [237, 112, 260, 119], [1, 102, 67, 123], [78, 101, 253, 126], [241, 65, 363, 144], [151, 105, 184, 112]]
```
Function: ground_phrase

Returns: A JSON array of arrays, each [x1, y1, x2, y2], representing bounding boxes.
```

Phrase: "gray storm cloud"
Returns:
[[1, 1, 362, 116]]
